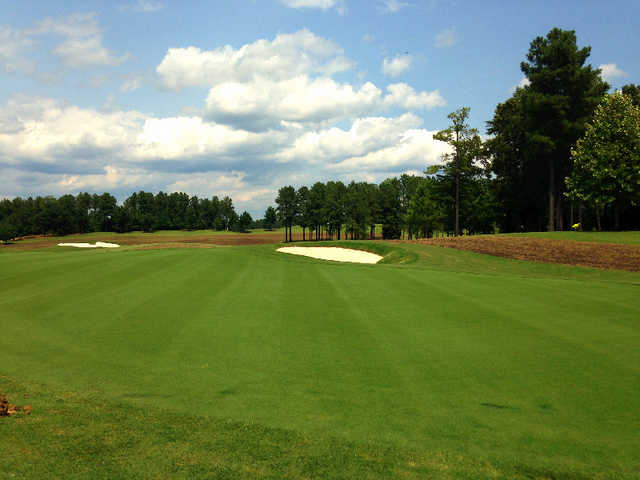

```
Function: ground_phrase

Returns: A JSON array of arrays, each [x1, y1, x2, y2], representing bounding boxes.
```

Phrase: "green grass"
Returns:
[[1, 237, 639, 478], [511, 230, 640, 245]]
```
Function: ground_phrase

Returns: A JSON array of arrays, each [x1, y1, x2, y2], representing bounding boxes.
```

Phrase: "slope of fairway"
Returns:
[[1, 243, 639, 478], [513, 230, 640, 245]]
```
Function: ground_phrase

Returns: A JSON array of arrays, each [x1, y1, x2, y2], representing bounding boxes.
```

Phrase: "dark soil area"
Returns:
[[408, 236, 640, 272]]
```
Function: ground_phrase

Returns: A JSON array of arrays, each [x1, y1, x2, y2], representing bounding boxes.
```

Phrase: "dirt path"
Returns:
[[3, 232, 303, 251], [404, 236, 640, 272]]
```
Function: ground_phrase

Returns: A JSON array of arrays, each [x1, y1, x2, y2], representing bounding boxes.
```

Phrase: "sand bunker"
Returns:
[[58, 241, 120, 248], [277, 246, 382, 264]]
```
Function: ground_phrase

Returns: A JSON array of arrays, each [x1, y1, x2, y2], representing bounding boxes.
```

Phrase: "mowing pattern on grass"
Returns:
[[1, 238, 639, 478], [409, 235, 640, 271]]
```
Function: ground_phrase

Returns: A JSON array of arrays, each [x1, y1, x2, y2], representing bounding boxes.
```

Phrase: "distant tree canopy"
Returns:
[[263, 206, 278, 230], [0, 191, 245, 238]]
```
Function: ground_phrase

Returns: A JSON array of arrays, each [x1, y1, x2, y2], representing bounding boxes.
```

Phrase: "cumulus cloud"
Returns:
[[205, 76, 383, 130], [158, 29, 444, 130], [31, 12, 129, 68], [157, 29, 352, 90], [382, 54, 412, 77], [599, 63, 627, 83], [204, 77, 444, 131], [384, 83, 445, 109], [378, 0, 409, 13], [434, 28, 458, 48], [278, 0, 346, 14], [1, 25, 450, 215], [276, 113, 425, 163], [331, 128, 451, 172], [0, 94, 451, 214]]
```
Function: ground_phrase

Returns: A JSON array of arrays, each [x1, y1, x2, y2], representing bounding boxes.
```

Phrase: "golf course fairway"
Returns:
[[1, 239, 638, 479]]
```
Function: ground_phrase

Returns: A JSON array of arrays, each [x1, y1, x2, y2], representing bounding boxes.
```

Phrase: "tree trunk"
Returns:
[[548, 157, 555, 231], [455, 132, 460, 236], [556, 195, 564, 231], [614, 201, 621, 231], [596, 207, 602, 232], [570, 203, 574, 228], [578, 204, 583, 230]]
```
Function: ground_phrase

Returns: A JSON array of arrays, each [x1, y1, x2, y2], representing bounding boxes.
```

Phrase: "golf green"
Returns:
[[1, 240, 638, 479]]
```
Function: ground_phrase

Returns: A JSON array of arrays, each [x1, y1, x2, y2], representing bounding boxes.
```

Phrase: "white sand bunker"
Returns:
[[277, 246, 382, 264], [58, 241, 120, 248]]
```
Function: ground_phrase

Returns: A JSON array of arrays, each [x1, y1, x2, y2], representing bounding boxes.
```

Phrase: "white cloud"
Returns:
[[434, 28, 458, 48], [378, 0, 409, 13], [510, 76, 530, 93], [0, 94, 450, 213], [599, 63, 627, 83], [331, 128, 451, 172], [204, 77, 444, 130], [205, 76, 383, 130], [276, 113, 425, 163], [158, 29, 444, 130], [384, 83, 445, 109], [0, 25, 35, 73], [120, 74, 144, 92], [31, 12, 130, 68], [278, 0, 346, 14], [362, 33, 375, 43], [118, 0, 164, 13], [382, 54, 412, 77], [157, 29, 353, 90], [0, 96, 282, 168], [53, 35, 130, 67]]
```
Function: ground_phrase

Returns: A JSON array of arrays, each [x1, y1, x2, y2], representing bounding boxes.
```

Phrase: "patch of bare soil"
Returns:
[[3, 231, 303, 251], [0, 393, 31, 417], [406, 236, 640, 272]]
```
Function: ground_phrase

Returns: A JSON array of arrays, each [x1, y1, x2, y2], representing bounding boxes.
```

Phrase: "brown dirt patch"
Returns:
[[405, 236, 640, 272], [2, 231, 303, 251], [0, 393, 30, 417]]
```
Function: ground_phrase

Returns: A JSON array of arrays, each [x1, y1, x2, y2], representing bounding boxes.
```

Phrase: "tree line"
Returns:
[[273, 28, 640, 240], [0, 191, 257, 242]]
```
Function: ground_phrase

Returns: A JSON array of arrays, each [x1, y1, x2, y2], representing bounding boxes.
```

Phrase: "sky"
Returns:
[[1, 0, 638, 216]]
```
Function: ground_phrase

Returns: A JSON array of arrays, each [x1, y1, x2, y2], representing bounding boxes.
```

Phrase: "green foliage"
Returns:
[[432, 107, 487, 235], [406, 178, 444, 237], [488, 28, 609, 231], [236, 211, 253, 232], [621, 84, 640, 107], [378, 178, 403, 239], [263, 206, 277, 230], [0, 218, 17, 243], [276, 185, 297, 241], [566, 92, 640, 226]]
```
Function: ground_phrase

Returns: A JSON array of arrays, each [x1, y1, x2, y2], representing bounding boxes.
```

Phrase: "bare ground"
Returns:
[[2, 231, 302, 251], [405, 236, 640, 272]]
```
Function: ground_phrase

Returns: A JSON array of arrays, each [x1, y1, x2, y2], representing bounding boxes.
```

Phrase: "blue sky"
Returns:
[[1, 0, 638, 216]]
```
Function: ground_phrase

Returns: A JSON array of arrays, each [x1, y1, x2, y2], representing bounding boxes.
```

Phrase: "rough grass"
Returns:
[[512, 230, 640, 245], [1, 235, 639, 478]]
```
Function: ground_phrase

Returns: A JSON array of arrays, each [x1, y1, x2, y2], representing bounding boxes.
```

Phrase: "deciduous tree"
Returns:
[[566, 92, 640, 230]]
